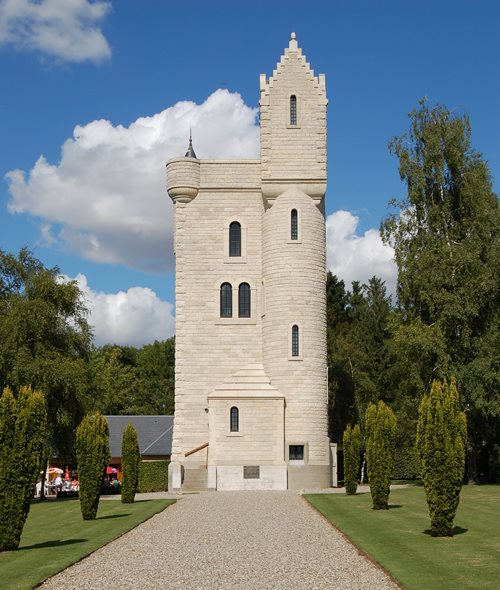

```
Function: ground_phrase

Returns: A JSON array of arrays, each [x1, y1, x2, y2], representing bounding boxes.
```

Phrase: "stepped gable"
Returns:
[[208, 363, 284, 399]]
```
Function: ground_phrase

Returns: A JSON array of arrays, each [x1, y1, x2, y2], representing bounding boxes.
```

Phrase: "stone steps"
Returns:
[[183, 468, 209, 492]]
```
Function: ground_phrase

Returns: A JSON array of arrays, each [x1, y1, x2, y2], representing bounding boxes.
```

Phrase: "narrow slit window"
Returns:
[[290, 95, 297, 125], [238, 283, 251, 317], [291, 209, 298, 240], [220, 283, 232, 317], [292, 324, 299, 356], [229, 222, 241, 257], [230, 406, 239, 432]]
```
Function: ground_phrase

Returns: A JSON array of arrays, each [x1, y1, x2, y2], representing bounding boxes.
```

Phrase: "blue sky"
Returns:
[[1, 0, 499, 346]]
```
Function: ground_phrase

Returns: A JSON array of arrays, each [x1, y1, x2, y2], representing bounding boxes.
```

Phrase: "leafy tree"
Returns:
[[0, 248, 91, 464], [417, 378, 466, 536], [343, 424, 361, 495], [327, 274, 355, 442], [382, 99, 500, 480], [135, 339, 175, 415], [76, 413, 109, 520], [85, 347, 138, 415], [0, 386, 47, 551], [365, 401, 397, 510], [121, 424, 140, 503], [85, 339, 175, 416], [327, 273, 393, 445]]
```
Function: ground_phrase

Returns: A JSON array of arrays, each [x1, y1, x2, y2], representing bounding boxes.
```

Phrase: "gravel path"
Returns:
[[40, 491, 399, 590]]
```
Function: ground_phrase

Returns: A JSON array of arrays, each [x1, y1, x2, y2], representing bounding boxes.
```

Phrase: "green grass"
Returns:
[[0, 498, 175, 590], [306, 485, 499, 590]]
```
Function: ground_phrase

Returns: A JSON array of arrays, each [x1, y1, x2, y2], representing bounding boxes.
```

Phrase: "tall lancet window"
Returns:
[[230, 407, 239, 432], [229, 222, 241, 257], [292, 325, 300, 357], [238, 283, 251, 318], [220, 283, 232, 317], [290, 95, 297, 125], [291, 209, 298, 240]]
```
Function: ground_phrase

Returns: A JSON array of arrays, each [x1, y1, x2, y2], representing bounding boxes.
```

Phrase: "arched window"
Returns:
[[238, 283, 251, 318], [220, 283, 232, 317], [290, 95, 297, 125], [229, 222, 241, 257], [292, 325, 299, 357], [291, 209, 298, 240], [230, 406, 239, 432]]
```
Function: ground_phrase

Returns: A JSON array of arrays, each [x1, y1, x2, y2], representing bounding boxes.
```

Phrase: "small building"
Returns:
[[106, 415, 173, 469]]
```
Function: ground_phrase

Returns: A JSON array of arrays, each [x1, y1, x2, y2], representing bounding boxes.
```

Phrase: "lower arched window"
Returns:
[[230, 406, 239, 432], [238, 283, 251, 318], [292, 325, 299, 357], [220, 283, 232, 317]]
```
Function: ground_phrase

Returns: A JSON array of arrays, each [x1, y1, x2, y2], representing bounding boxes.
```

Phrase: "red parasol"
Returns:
[[106, 466, 118, 475]]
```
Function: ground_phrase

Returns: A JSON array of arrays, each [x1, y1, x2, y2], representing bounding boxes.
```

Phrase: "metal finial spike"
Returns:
[[185, 129, 197, 158]]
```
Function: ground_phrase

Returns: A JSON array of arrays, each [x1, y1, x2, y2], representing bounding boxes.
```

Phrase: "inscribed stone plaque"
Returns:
[[243, 466, 260, 479]]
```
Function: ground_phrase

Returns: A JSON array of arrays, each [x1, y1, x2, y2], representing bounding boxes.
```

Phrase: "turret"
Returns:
[[259, 32, 327, 204], [166, 135, 200, 204]]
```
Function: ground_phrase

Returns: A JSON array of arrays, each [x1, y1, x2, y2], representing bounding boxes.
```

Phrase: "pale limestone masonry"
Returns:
[[167, 33, 332, 491]]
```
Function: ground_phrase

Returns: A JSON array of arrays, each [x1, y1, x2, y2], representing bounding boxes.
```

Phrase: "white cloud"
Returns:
[[71, 273, 175, 347], [6, 89, 260, 272], [0, 0, 111, 63], [326, 210, 397, 296]]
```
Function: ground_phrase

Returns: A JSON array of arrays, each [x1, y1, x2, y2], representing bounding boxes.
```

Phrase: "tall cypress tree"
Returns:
[[417, 378, 466, 536], [0, 386, 47, 551], [365, 401, 397, 510], [343, 424, 361, 495], [121, 424, 140, 503], [76, 413, 109, 520]]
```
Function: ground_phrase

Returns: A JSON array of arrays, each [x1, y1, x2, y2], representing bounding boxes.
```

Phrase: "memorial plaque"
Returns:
[[243, 466, 260, 479]]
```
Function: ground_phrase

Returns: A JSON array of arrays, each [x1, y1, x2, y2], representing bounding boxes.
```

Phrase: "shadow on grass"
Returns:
[[388, 504, 403, 509], [423, 526, 468, 537], [20, 538, 87, 550], [97, 513, 130, 520]]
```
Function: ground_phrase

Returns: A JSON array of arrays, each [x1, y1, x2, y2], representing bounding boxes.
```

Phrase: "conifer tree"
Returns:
[[343, 424, 361, 495], [417, 378, 466, 536], [365, 401, 397, 509], [121, 424, 140, 503], [0, 386, 47, 551], [76, 413, 109, 520]]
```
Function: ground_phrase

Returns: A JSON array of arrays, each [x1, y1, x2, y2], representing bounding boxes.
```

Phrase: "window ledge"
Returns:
[[223, 257, 247, 264], [217, 317, 257, 325]]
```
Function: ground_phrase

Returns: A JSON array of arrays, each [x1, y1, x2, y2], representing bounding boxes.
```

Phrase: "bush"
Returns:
[[417, 378, 466, 536], [343, 424, 361, 495], [76, 413, 109, 520], [365, 401, 397, 509], [138, 461, 169, 493], [121, 424, 140, 503], [392, 445, 420, 480], [0, 386, 47, 551]]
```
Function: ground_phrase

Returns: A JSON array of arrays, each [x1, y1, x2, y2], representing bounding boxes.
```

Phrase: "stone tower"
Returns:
[[166, 33, 332, 491]]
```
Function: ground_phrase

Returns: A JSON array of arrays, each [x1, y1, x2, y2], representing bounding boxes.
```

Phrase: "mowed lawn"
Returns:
[[306, 485, 499, 590], [0, 498, 175, 590]]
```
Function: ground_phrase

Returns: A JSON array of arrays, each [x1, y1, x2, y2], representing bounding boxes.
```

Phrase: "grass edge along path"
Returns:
[[305, 485, 500, 590], [0, 498, 175, 590]]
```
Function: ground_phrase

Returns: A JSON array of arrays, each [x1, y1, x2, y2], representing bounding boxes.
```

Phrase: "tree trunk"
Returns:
[[466, 444, 477, 484], [487, 446, 497, 483]]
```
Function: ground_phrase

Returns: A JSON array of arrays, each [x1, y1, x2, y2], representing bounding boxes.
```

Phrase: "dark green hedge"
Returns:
[[393, 445, 420, 480], [138, 461, 169, 493]]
